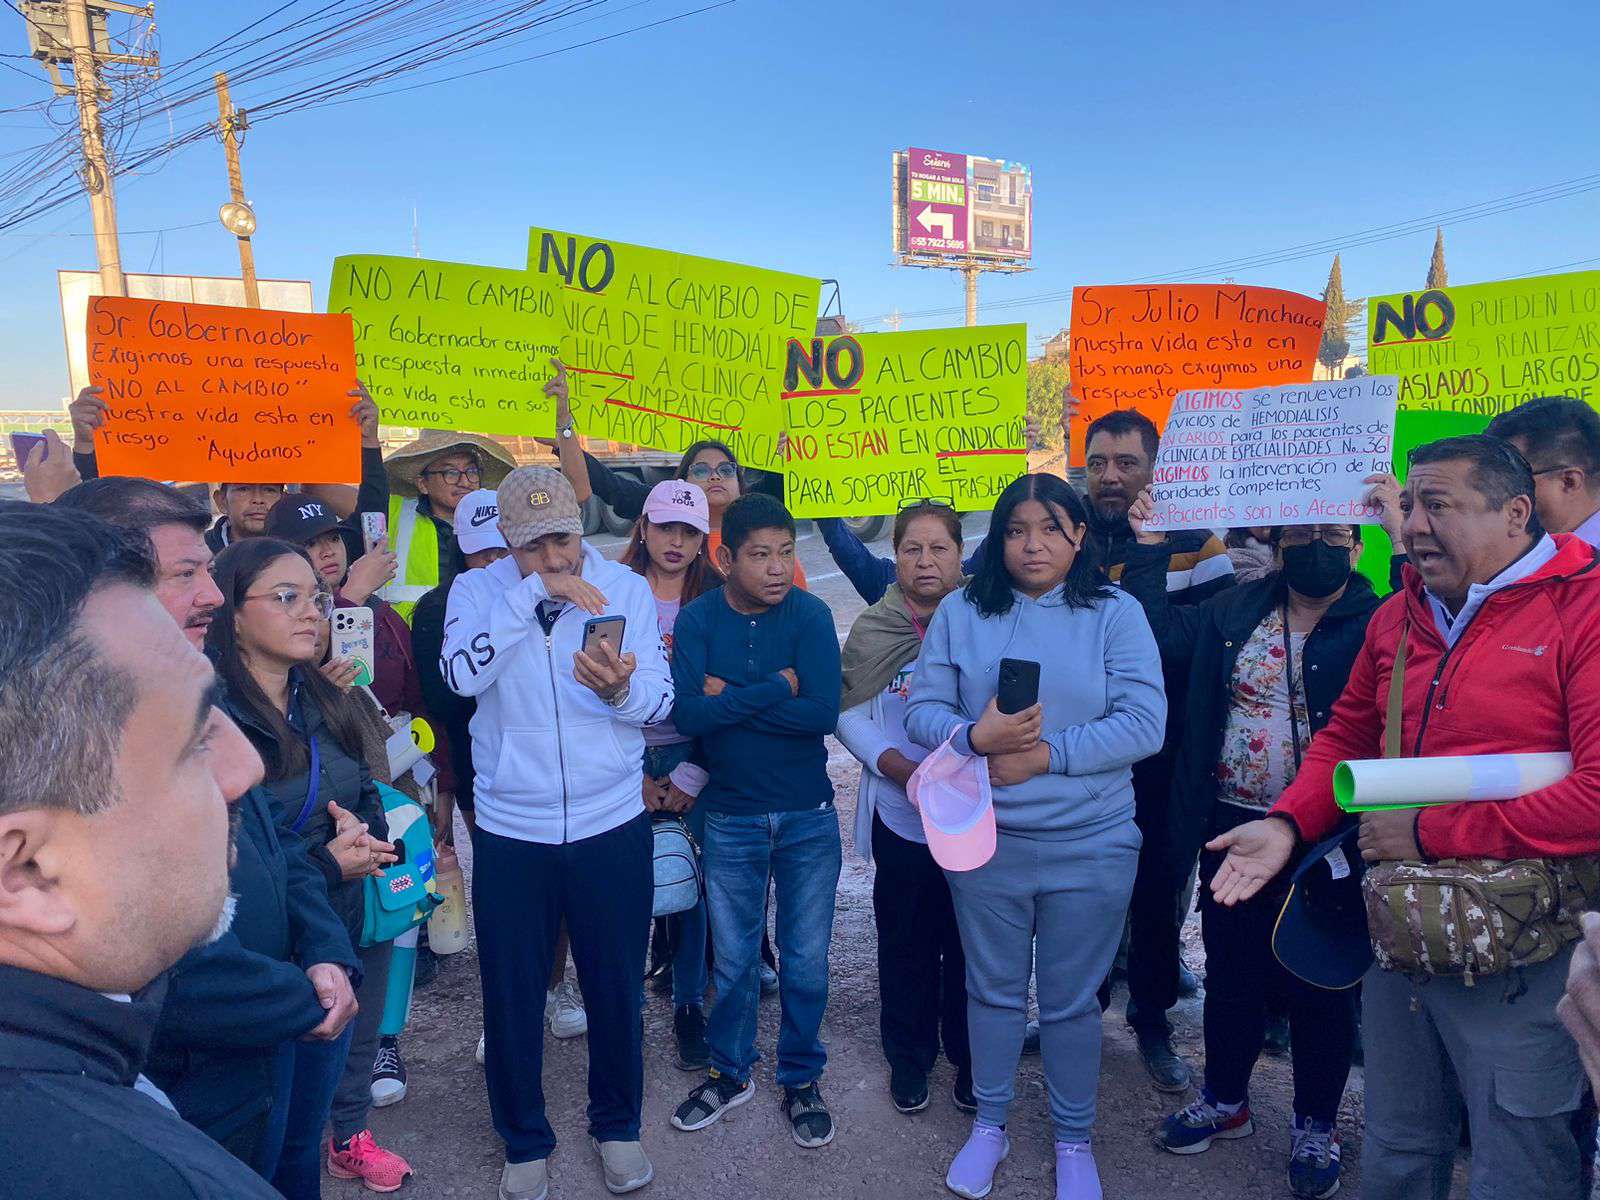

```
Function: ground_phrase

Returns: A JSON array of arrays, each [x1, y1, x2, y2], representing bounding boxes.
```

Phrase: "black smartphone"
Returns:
[[997, 657, 1041, 715], [581, 614, 626, 658]]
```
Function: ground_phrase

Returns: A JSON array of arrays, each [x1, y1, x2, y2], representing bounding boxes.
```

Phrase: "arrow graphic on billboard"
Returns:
[[915, 204, 955, 239]]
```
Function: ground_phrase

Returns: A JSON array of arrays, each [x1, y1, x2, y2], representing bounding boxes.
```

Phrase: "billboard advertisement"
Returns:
[[895, 149, 1032, 263]]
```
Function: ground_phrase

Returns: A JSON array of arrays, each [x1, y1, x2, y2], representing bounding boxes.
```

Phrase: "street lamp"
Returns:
[[219, 199, 256, 238]]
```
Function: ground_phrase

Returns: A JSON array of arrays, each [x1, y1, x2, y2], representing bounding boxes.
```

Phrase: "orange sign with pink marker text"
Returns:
[[1067, 284, 1325, 465], [86, 296, 361, 483]]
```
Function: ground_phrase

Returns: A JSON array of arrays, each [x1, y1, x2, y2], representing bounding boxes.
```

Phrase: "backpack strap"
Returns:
[[1384, 622, 1409, 761]]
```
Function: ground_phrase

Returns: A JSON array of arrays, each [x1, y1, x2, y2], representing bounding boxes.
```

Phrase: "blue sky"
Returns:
[[2, 0, 1598, 407]]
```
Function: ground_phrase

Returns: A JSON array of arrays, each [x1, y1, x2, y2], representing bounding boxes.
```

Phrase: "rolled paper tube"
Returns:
[[1333, 752, 1573, 812]]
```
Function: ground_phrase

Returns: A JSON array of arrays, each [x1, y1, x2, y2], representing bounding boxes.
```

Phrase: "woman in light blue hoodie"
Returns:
[[905, 473, 1166, 1200]]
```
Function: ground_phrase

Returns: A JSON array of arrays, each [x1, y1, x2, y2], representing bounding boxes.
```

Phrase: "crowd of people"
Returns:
[[3, 374, 1600, 1200]]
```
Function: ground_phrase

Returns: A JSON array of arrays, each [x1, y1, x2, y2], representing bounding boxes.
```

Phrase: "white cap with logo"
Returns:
[[453, 488, 509, 555]]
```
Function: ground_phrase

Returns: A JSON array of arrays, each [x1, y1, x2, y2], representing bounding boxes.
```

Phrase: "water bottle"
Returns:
[[428, 845, 468, 955]]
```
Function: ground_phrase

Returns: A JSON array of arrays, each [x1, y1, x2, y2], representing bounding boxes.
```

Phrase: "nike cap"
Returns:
[[453, 487, 509, 555]]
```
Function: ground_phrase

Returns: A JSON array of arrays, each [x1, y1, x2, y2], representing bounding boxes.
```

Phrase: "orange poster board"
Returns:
[[1067, 285, 1325, 465], [86, 296, 361, 483]]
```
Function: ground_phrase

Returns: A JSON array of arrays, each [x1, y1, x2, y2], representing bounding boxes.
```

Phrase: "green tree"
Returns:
[[1027, 356, 1069, 448], [1427, 226, 1449, 289], [1318, 254, 1362, 372]]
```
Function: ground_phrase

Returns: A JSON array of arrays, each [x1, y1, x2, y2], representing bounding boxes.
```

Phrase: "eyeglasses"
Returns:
[[242, 587, 335, 620], [422, 465, 481, 486], [1278, 527, 1356, 549], [685, 462, 738, 482], [899, 497, 957, 512]]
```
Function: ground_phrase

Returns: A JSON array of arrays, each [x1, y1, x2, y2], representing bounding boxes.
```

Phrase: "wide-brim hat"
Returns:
[[384, 430, 517, 497], [1272, 823, 1372, 991]]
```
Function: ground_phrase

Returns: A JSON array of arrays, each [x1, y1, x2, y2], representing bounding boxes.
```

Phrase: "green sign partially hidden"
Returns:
[[526, 228, 820, 471], [328, 255, 556, 435], [782, 325, 1028, 518], [1358, 271, 1600, 589]]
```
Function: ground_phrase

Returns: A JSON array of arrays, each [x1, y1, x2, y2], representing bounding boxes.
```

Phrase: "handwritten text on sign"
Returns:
[[527, 228, 820, 471], [328, 256, 554, 436], [782, 325, 1028, 518], [1068, 284, 1325, 467], [1145, 376, 1398, 532], [87, 297, 360, 483]]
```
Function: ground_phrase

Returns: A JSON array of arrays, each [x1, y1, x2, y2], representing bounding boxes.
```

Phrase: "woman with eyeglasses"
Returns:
[[1120, 494, 1379, 1200], [207, 538, 413, 1198], [904, 474, 1166, 1200]]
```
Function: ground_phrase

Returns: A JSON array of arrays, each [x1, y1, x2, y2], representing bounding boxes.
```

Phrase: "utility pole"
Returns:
[[214, 72, 260, 308], [18, 1, 156, 297], [962, 264, 979, 327]]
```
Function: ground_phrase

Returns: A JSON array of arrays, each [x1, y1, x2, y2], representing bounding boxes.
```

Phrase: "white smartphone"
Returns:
[[360, 511, 388, 556], [331, 606, 376, 687]]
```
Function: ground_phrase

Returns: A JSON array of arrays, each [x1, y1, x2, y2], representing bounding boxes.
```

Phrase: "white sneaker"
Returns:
[[547, 981, 588, 1039], [476, 1031, 486, 1065]]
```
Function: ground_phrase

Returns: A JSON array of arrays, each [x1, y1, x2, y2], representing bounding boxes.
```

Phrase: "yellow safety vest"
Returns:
[[379, 496, 440, 625]]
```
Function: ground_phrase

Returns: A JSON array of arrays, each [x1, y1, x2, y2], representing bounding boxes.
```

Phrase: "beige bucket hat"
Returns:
[[384, 429, 518, 497]]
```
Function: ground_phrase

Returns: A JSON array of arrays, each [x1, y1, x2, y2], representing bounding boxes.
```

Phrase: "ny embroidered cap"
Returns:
[[453, 488, 509, 555], [909, 735, 996, 873], [497, 466, 582, 548], [264, 495, 341, 544], [642, 479, 710, 534], [1271, 824, 1373, 991]]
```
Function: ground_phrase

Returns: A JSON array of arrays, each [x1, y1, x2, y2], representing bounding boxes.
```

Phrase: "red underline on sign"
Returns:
[[604, 398, 739, 431], [936, 448, 1029, 459], [1373, 335, 1452, 347], [563, 285, 605, 296], [566, 366, 634, 381], [781, 387, 863, 400]]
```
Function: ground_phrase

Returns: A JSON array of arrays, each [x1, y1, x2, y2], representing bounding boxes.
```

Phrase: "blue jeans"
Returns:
[[702, 805, 841, 1087], [266, 1023, 355, 1199], [644, 742, 708, 1009]]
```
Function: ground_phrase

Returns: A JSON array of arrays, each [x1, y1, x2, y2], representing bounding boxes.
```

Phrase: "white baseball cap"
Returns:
[[453, 488, 508, 555]]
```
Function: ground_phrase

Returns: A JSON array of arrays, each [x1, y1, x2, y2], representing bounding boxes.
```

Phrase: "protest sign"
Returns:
[[781, 325, 1027, 518], [1145, 376, 1397, 532], [1067, 284, 1325, 466], [86, 296, 359, 483], [527, 227, 821, 470], [1360, 270, 1600, 586], [328, 255, 554, 435]]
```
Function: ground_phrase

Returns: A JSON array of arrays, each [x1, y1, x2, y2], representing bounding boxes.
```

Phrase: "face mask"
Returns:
[[1281, 540, 1352, 598]]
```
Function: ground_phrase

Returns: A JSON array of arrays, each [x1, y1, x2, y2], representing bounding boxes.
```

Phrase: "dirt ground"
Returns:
[[345, 521, 1498, 1200]]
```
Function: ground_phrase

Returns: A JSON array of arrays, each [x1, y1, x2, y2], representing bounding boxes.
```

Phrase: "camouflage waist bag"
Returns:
[[1362, 857, 1599, 981]]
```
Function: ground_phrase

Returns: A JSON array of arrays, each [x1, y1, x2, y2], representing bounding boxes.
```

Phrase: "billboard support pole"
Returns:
[[963, 264, 979, 327]]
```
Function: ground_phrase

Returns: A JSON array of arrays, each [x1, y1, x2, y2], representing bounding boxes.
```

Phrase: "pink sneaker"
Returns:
[[327, 1130, 413, 1193]]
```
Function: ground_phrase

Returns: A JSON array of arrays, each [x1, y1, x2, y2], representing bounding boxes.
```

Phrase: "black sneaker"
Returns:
[[370, 1035, 407, 1108], [1137, 1032, 1192, 1093], [412, 944, 439, 990], [1177, 963, 1203, 998], [889, 1066, 929, 1114], [783, 1082, 835, 1148], [952, 1074, 977, 1113], [649, 965, 675, 997], [673, 1005, 710, 1072], [671, 1073, 755, 1132]]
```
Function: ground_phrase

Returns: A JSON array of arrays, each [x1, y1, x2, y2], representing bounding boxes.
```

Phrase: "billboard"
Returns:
[[58, 270, 315, 398], [894, 149, 1032, 263]]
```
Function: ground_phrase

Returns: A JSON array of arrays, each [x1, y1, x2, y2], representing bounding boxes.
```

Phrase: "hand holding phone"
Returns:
[[330, 607, 376, 688], [997, 657, 1041, 715], [574, 614, 634, 703]]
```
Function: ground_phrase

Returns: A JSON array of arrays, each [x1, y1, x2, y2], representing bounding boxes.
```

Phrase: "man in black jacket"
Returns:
[[0, 502, 281, 1199], [53, 477, 361, 1172]]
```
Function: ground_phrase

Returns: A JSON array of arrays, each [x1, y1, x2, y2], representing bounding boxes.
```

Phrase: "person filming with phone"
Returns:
[[904, 473, 1167, 1200], [441, 466, 672, 1200]]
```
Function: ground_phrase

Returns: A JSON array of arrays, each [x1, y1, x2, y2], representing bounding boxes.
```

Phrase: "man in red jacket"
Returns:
[[1208, 434, 1600, 1200]]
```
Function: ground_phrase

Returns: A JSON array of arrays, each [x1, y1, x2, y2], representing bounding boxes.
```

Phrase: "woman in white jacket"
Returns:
[[835, 502, 972, 1118], [441, 466, 672, 1200]]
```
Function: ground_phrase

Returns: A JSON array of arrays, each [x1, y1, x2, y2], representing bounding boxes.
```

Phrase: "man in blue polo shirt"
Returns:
[[666, 494, 843, 1151]]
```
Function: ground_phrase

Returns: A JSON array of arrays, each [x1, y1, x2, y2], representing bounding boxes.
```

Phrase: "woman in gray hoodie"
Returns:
[[905, 472, 1167, 1200]]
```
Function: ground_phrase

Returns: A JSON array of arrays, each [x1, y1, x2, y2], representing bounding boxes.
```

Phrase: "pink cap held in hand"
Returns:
[[910, 735, 996, 872]]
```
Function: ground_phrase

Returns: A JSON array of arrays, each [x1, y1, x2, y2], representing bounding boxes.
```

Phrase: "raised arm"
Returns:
[[815, 518, 893, 605]]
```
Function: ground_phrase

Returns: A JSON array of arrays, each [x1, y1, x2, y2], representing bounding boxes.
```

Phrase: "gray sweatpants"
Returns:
[[330, 939, 394, 1142], [1361, 948, 1586, 1200], [945, 820, 1140, 1142]]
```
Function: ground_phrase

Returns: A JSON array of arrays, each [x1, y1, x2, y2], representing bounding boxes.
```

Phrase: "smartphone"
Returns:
[[997, 657, 1041, 715], [331, 607, 377, 688], [360, 511, 388, 556], [10, 432, 46, 467], [581, 614, 626, 658]]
